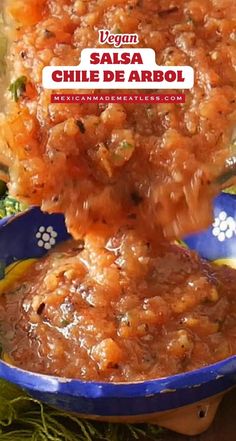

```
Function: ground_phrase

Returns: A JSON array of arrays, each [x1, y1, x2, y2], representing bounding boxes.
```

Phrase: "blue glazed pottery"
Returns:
[[184, 193, 236, 265], [0, 193, 235, 436]]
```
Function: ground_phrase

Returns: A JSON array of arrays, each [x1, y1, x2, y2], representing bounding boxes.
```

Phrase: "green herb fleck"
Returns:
[[0, 196, 27, 219], [0, 379, 164, 441], [9, 76, 27, 102], [111, 153, 123, 163], [61, 319, 70, 327], [146, 105, 154, 119], [120, 141, 134, 150]]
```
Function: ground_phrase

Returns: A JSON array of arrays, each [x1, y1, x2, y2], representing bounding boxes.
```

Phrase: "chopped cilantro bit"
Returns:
[[9, 76, 27, 102], [0, 196, 27, 219], [111, 152, 123, 163], [146, 105, 154, 118], [120, 141, 134, 150], [61, 319, 70, 327]]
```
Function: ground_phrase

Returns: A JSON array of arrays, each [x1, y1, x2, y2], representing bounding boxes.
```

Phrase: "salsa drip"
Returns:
[[1, 0, 236, 238], [0, 228, 236, 381]]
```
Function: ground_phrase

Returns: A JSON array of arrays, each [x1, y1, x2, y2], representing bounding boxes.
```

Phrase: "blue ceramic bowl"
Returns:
[[0, 193, 235, 436]]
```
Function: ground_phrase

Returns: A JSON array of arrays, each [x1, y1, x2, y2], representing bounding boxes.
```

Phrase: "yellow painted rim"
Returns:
[[213, 258, 236, 269], [0, 259, 37, 294]]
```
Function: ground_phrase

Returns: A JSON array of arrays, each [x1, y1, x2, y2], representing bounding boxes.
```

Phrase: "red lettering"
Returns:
[[177, 70, 185, 82], [90, 71, 99, 82], [101, 53, 112, 64], [153, 71, 164, 82], [52, 70, 62, 82], [90, 53, 100, 65], [108, 35, 115, 44], [165, 70, 176, 82], [104, 71, 114, 81], [132, 53, 143, 64], [115, 71, 125, 81], [64, 71, 75, 82], [120, 53, 131, 64], [90, 52, 144, 65], [99, 30, 109, 44], [141, 71, 152, 81], [129, 71, 140, 82]]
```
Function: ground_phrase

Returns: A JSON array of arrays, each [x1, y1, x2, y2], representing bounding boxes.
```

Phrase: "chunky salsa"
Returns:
[[0, 228, 236, 381], [0, 0, 236, 382], [1, 0, 236, 238]]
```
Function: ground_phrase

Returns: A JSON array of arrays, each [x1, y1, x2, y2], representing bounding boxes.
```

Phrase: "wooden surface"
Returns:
[[140, 388, 236, 441]]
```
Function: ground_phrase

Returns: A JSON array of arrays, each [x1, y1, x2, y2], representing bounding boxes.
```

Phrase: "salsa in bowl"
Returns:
[[0, 193, 235, 435]]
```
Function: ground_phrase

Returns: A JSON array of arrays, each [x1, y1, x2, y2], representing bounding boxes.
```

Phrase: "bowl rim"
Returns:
[[0, 355, 235, 398]]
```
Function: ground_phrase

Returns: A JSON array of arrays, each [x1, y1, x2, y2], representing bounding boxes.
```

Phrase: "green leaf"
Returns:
[[0, 380, 164, 441], [9, 76, 27, 102], [0, 196, 27, 219], [120, 141, 134, 150]]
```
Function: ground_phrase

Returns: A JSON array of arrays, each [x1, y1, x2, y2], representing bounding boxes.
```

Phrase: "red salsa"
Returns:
[[0, 228, 235, 381], [1, 0, 236, 238]]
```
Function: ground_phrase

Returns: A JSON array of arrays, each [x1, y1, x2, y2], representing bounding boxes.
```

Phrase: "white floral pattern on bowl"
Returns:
[[212, 211, 236, 242], [36, 226, 58, 250]]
